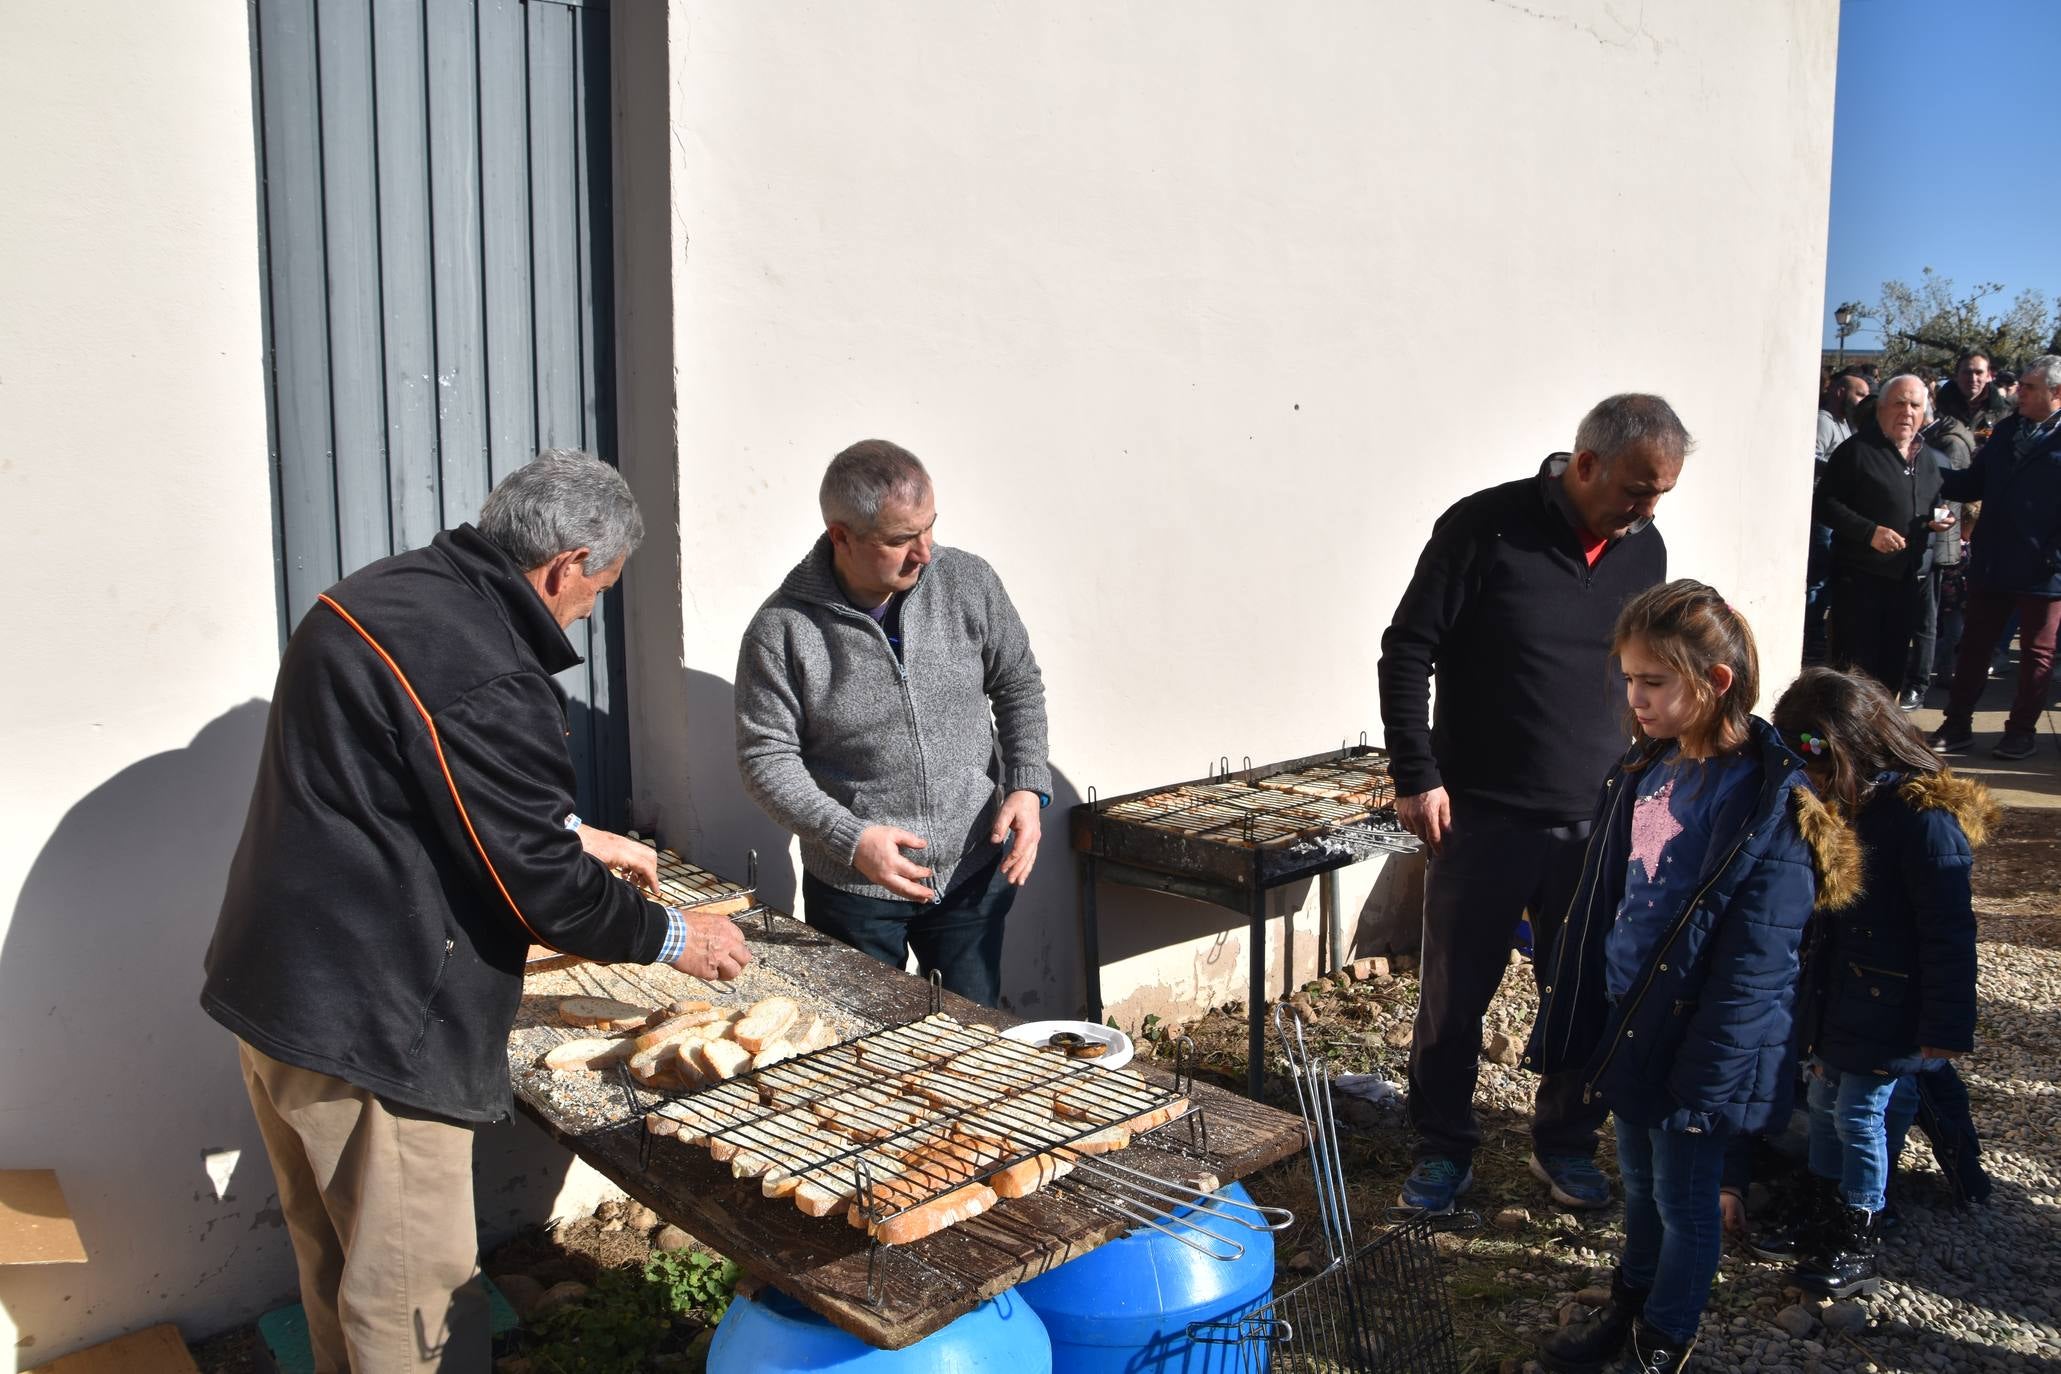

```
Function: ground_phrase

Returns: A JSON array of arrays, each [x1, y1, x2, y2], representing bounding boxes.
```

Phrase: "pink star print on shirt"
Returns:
[[1629, 776, 1684, 883]]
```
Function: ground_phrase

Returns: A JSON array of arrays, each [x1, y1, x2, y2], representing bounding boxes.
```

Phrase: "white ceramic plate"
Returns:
[[1001, 1019, 1134, 1071]]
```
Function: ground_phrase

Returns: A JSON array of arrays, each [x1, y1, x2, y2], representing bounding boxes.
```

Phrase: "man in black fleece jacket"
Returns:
[[203, 451, 750, 1372], [1378, 393, 1686, 1215]]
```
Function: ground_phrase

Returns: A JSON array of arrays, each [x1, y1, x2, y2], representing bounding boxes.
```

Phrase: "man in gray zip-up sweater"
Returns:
[[736, 439, 1051, 1006]]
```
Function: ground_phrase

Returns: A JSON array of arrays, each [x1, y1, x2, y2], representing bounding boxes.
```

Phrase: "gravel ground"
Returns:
[[1185, 806, 2061, 1374]]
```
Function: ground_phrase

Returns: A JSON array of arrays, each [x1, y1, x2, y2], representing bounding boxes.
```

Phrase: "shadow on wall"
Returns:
[[0, 702, 293, 1355], [0, 700, 604, 1357]]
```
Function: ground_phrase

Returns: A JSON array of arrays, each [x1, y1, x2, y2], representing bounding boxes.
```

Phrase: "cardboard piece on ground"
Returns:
[[0, 1170, 87, 1265], [26, 1322, 199, 1373]]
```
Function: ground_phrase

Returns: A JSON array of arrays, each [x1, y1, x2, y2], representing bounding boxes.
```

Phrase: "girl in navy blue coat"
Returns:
[[1770, 667, 1995, 1299], [1529, 582, 1859, 1374]]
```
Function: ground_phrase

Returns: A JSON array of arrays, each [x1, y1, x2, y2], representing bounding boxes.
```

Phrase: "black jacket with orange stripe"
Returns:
[[202, 525, 667, 1123]]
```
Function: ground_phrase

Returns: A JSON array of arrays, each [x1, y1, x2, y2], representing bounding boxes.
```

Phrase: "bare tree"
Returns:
[[1873, 268, 2058, 373]]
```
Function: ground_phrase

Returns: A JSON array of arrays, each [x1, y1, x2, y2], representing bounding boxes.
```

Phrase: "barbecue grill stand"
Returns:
[[1071, 742, 1421, 1097]]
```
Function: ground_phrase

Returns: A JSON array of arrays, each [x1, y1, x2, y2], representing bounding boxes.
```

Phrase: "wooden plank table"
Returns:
[[510, 910, 1307, 1350]]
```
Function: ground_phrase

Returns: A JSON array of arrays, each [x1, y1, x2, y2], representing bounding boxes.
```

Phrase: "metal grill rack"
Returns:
[[639, 995, 1292, 1303], [1189, 1008, 1475, 1373], [1072, 742, 1421, 1095]]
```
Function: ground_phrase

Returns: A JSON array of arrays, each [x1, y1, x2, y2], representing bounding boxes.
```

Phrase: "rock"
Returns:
[[1287, 1247, 1320, 1274], [1774, 1304, 1817, 1338], [655, 1223, 693, 1252], [1329, 970, 1354, 990], [1485, 1031, 1521, 1066], [593, 1198, 624, 1223], [1822, 1301, 1869, 1333], [490, 1273, 545, 1318], [1574, 1285, 1613, 1306], [1556, 1299, 1581, 1327], [535, 1280, 590, 1313], [1359, 1031, 1385, 1049], [624, 1202, 660, 1232], [601, 1218, 625, 1232], [1353, 956, 1391, 981], [1384, 1024, 1413, 1049], [1493, 1206, 1530, 1232], [1303, 980, 1328, 996]]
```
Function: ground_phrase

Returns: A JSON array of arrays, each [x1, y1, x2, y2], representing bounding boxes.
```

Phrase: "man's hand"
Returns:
[[578, 824, 660, 896], [1870, 525, 1907, 554], [668, 910, 752, 982], [854, 826, 935, 900], [1395, 787, 1452, 855], [993, 790, 1042, 886]]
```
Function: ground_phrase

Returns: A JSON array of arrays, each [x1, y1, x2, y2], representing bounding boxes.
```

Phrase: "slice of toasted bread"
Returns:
[[734, 997, 800, 1053], [557, 996, 656, 1032], [541, 1036, 635, 1071]]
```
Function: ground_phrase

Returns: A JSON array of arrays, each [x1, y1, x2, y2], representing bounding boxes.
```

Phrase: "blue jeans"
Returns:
[[802, 850, 1016, 1007], [1614, 1119, 1729, 1345], [1807, 1057, 1944, 1211]]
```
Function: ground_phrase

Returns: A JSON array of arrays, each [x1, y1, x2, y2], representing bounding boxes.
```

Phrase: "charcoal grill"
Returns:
[[1071, 742, 1421, 1095]]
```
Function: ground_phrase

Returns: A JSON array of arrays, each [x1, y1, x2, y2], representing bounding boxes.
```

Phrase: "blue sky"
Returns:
[[1821, 0, 2060, 349]]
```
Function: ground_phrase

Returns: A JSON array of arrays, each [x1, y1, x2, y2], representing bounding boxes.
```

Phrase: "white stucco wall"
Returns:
[[637, 0, 1839, 1027], [0, 4, 621, 1364]]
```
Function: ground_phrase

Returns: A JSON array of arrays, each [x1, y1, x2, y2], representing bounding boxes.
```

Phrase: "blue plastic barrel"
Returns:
[[709, 1283, 1052, 1374], [1014, 1180, 1277, 1374]]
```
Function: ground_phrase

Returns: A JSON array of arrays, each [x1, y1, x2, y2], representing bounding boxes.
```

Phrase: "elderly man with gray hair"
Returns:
[[1378, 394, 1687, 1216], [203, 450, 750, 1372], [1813, 373, 1950, 692], [737, 439, 1050, 1007], [1931, 354, 2061, 761]]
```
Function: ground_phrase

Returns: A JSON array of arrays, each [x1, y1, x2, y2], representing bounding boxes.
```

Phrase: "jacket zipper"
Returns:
[[1582, 824, 1757, 1103], [1547, 772, 1632, 1063], [836, 597, 938, 901], [408, 937, 457, 1057]]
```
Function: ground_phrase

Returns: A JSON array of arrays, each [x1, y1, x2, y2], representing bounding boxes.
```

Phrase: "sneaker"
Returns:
[[1530, 1151, 1612, 1209], [1928, 721, 1974, 754], [1994, 730, 2038, 761], [1898, 688, 1923, 711], [1397, 1156, 1473, 1213]]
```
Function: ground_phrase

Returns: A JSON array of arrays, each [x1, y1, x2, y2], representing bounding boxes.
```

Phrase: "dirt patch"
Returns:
[[487, 1213, 658, 1288]]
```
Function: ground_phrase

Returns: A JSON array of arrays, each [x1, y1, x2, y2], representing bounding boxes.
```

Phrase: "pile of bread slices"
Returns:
[[539, 994, 839, 1093]]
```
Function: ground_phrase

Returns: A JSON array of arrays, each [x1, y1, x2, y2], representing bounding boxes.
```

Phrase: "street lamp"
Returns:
[[1833, 302, 1860, 368]]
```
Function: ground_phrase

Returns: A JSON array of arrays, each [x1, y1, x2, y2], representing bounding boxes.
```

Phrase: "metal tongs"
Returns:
[[1061, 1153, 1294, 1261]]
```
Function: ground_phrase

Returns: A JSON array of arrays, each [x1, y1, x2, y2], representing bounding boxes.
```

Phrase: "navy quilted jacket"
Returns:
[[1525, 718, 1848, 1136], [1798, 772, 1988, 1075]]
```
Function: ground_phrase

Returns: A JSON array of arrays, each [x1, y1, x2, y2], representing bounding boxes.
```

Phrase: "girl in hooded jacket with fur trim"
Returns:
[[1528, 583, 1859, 1374], [1770, 667, 1996, 1301]]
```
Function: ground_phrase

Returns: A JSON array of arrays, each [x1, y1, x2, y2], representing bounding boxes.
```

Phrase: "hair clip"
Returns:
[[1794, 731, 1828, 757]]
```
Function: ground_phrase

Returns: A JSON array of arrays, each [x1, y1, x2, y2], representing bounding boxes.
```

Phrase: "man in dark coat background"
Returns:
[[1931, 355, 2061, 761], [1814, 374, 1951, 692]]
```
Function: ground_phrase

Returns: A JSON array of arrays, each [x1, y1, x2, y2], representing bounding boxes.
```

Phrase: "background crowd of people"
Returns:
[[1808, 351, 2061, 760]]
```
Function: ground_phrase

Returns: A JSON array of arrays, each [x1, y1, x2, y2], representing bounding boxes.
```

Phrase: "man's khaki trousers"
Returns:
[[238, 1040, 490, 1372]]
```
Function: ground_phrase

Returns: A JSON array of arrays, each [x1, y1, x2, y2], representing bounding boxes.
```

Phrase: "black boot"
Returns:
[[1627, 1317, 1696, 1372], [1794, 1203, 1882, 1298], [1747, 1172, 1836, 1263], [1538, 1269, 1646, 1373]]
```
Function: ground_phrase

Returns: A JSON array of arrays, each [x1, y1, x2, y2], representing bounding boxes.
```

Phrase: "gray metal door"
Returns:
[[253, 0, 630, 824]]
